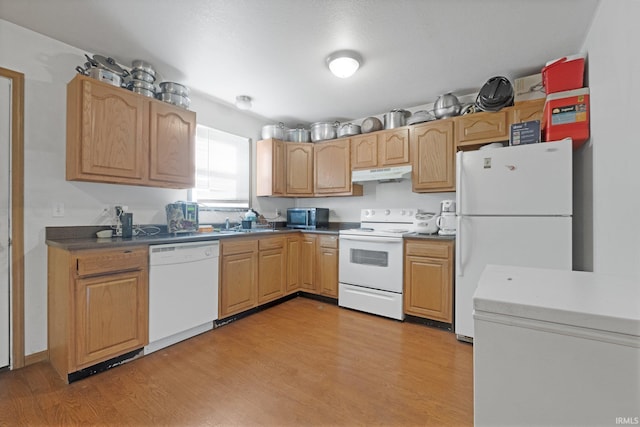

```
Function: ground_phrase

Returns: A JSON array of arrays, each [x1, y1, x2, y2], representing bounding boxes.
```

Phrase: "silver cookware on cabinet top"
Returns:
[[361, 116, 383, 133], [261, 122, 288, 140], [286, 127, 311, 142], [383, 109, 411, 129], [158, 81, 190, 97], [433, 93, 461, 119], [310, 121, 339, 142], [337, 122, 361, 137]]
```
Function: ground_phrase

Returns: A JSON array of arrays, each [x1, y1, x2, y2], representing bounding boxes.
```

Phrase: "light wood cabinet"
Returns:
[[404, 239, 454, 323], [48, 246, 148, 382], [256, 138, 286, 197], [219, 239, 259, 318], [378, 128, 410, 166], [351, 128, 410, 170], [148, 101, 196, 187], [66, 75, 195, 189], [512, 99, 545, 124], [454, 110, 509, 149], [314, 139, 363, 196], [286, 143, 314, 196], [258, 237, 286, 304], [351, 133, 378, 169], [410, 120, 455, 192], [316, 235, 339, 297], [300, 234, 317, 292], [286, 235, 301, 294]]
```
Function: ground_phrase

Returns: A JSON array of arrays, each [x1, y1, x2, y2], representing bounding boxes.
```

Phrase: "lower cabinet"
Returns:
[[316, 235, 339, 297], [300, 234, 317, 291], [258, 237, 286, 304], [219, 239, 258, 318], [48, 246, 149, 382], [286, 235, 301, 294], [403, 239, 454, 323]]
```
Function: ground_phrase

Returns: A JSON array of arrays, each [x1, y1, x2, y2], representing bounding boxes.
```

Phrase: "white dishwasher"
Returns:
[[145, 241, 219, 355]]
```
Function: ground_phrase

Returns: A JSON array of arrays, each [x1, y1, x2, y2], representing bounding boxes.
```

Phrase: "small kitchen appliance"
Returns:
[[414, 212, 439, 234], [437, 200, 457, 235], [286, 207, 329, 229], [166, 201, 199, 234]]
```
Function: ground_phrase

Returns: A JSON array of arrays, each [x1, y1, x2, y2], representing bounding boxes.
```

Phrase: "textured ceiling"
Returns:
[[0, 0, 599, 125]]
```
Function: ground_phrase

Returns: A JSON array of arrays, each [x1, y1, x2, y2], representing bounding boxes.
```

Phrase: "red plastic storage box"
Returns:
[[542, 87, 590, 150], [542, 53, 586, 94]]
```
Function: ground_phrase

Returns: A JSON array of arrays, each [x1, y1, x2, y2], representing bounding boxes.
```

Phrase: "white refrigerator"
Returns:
[[455, 139, 573, 341]]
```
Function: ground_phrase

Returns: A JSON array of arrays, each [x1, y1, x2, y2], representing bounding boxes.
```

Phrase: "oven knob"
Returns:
[[384, 209, 390, 216], [407, 210, 413, 216], [364, 209, 372, 217], [401, 209, 406, 216]]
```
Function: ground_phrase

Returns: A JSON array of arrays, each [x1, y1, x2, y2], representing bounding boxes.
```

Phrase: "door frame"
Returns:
[[0, 67, 25, 369]]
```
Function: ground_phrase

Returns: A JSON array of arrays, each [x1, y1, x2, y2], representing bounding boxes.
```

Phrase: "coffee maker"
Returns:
[[437, 200, 456, 236]]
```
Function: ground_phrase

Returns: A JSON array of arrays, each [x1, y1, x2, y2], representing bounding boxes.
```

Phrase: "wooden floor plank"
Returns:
[[0, 298, 473, 426]]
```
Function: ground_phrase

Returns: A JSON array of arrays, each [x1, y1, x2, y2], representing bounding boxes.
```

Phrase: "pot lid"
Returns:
[[92, 54, 127, 76]]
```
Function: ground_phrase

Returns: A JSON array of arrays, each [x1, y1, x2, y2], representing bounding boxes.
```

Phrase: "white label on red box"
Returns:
[[551, 103, 588, 125]]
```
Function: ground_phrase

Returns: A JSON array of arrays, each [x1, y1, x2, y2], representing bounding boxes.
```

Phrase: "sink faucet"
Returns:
[[225, 217, 230, 230]]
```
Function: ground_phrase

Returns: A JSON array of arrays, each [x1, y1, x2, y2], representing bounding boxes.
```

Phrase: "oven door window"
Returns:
[[339, 238, 403, 293], [350, 248, 388, 267]]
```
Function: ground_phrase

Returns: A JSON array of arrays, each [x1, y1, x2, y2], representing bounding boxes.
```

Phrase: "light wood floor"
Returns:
[[0, 297, 474, 426]]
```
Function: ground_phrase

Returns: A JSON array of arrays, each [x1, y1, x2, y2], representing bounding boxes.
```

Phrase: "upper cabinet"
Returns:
[[410, 120, 455, 193], [286, 142, 314, 196], [256, 138, 362, 197], [66, 75, 196, 189], [314, 139, 362, 196], [454, 110, 509, 149], [351, 128, 410, 170]]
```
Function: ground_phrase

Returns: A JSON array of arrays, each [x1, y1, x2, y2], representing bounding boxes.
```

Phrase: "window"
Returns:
[[192, 124, 251, 208]]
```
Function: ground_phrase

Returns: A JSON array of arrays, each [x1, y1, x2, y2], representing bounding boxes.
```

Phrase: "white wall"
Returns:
[[578, 0, 640, 279], [0, 19, 290, 355]]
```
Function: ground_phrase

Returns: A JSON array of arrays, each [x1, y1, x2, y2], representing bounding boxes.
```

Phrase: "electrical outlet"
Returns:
[[52, 202, 64, 217]]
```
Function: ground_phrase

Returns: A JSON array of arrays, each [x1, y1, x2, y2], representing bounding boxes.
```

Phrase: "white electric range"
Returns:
[[338, 208, 420, 320]]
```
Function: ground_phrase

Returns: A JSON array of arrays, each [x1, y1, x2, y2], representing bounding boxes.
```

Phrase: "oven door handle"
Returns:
[[339, 235, 402, 244]]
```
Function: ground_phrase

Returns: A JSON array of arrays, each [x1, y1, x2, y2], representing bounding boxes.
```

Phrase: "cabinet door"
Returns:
[[512, 99, 545, 124], [314, 139, 351, 194], [256, 139, 286, 196], [286, 143, 314, 196], [300, 235, 317, 292], [351, 133, 378, 169], [75, 270, 148, 369], [67, 76, 147, 184], [404, 240, 453, 323], [286, 236, 301, 293], [317, 246, 338, 298], [149, 101, 196, 187], [379, 129, 410, 166], [258, 237, 286, 304], [455, 111, 508, 147], [220, 251, 258, 318], [411, 120, 455, 192]]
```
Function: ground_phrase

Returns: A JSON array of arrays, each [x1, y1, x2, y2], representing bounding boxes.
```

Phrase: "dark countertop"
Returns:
[[45, 224, 454, 251], [404, 232, 456, 241]]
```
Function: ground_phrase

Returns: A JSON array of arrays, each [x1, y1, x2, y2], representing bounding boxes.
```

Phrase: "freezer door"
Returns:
[[457, 139, 572, 216], [454, 216, 572, 339]]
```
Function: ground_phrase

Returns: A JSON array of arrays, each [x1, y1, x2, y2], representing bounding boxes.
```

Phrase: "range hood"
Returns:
[[352, 165, 412, 183]]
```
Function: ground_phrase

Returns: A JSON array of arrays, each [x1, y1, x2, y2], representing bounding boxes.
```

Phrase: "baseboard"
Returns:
[[24, 349, 49, 366]]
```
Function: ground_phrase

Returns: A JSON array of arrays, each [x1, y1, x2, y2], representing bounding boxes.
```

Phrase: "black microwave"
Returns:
[[286, 208, 329, 229]]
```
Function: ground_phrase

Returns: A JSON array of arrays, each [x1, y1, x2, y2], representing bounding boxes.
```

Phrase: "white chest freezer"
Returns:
[[473, 265, 640, 427]]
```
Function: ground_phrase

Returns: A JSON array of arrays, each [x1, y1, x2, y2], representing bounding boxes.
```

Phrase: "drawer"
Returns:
[[318, 235, 338, 249], [404, 240, 451, 259], [455, 111, 508, 143], [259, 236, 285, 251], [75, 246, 147, 277], [222, 239, 258, 256]]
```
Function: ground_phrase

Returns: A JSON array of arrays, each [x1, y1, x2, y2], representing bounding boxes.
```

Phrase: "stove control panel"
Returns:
[[361, 208, 417, 223]]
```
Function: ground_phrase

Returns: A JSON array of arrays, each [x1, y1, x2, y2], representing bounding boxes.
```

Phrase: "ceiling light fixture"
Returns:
[[235, 95, 252, 110], [326, 50, 362, 79]]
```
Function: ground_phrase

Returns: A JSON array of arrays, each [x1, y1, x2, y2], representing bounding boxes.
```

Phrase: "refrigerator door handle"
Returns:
[[456, 151, 463, 215], [456, 216, 463, 277]]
